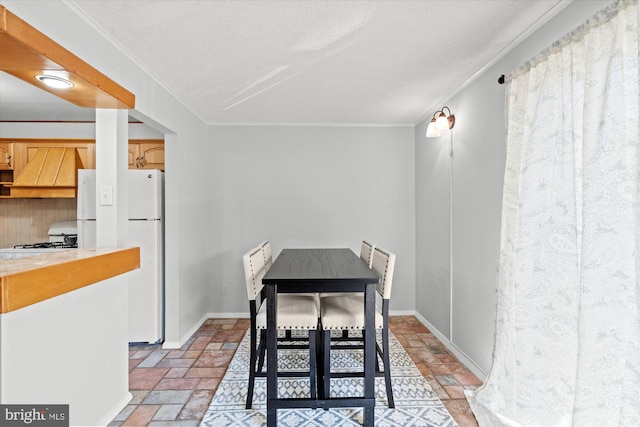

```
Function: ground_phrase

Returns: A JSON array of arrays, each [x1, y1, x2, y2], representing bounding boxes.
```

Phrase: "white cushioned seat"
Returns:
[[256, 294, 318, 330], [320, 294, 383, 330]]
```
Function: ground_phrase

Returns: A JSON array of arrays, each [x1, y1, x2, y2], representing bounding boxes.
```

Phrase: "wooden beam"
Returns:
[[0, 5, 135, 109]]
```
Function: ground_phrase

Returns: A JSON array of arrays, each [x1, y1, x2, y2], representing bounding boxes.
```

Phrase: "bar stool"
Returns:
[[319, 246, 396, 407], [243, 245, 319, 409]]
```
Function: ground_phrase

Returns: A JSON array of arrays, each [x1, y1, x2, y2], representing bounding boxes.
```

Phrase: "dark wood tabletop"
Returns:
[[262, 248, 379, 292]]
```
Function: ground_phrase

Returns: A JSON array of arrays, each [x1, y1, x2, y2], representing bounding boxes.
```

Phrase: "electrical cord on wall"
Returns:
[[449, 129, 454, 341]]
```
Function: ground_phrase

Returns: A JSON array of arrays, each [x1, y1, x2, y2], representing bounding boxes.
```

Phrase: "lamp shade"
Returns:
[[435, 113, 449, 131], [426, 119, 441, 138]]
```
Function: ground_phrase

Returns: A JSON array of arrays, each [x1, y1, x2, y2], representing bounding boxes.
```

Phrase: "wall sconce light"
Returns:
[[426, 106, 455, 138]]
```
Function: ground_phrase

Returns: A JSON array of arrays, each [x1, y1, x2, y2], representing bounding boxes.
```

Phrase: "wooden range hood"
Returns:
[[11, 147, 81, 198], [0, 5, 135, 110]]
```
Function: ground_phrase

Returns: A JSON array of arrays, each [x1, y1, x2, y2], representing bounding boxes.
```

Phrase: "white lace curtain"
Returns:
[[467, 0, 640, 426]]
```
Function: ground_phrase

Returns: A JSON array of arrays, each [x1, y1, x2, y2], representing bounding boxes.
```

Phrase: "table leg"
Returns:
[[363, 282, 375, 426], [266, 285, 278, 426], [317, 328, 325, 400]]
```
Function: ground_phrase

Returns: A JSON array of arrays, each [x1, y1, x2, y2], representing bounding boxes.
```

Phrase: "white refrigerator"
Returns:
[[77, 169, 164, 344]]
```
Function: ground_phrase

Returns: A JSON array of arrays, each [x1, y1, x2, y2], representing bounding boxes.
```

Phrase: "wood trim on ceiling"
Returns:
[[0, 5, 135, 110]]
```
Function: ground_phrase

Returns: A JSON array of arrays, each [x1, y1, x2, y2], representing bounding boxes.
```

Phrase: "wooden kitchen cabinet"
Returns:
[[0, 171, 13, 197], [129, 140, 164, 170], [0, 142, 12, 170], [0, 142, 14, 197]]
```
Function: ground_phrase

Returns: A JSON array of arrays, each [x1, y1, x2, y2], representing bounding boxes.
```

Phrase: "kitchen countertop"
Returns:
[[0, 247, 140, 314]]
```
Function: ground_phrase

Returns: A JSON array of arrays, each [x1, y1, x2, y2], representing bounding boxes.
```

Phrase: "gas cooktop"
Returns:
[[13, 242, 78, 249]]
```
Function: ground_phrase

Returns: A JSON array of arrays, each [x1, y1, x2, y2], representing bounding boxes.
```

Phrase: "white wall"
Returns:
[[207, 125, 416, 315], [0, 276, 130, 426], [415, 0, 613, 376], [1, 0, 210, 347], [415, 122, 452, 339]]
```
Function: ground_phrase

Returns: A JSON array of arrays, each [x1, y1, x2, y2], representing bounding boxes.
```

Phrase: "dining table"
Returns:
[[261, 248, 380, 426]]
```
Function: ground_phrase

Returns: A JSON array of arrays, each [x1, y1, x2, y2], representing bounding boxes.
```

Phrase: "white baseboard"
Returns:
[[413, 311, 487, 381], [389, 309, 416, 316], [96, 391, 133, 426], [162, 313, 211, 349], [206, 312, 249, 318], [165, 310, 486, 382]]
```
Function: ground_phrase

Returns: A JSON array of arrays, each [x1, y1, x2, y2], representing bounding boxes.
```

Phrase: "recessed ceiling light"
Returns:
[[35, 74, 74, 89]]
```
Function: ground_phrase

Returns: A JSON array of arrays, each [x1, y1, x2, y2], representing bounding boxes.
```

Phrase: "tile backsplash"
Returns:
[[0, 198, 76, 248]]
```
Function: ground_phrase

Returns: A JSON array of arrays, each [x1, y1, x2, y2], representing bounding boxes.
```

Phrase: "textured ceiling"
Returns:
[[2, 1, 569, 125]]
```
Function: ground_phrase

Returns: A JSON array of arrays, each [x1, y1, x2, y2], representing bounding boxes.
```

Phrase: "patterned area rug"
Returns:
[[200, 331, 458, 426]]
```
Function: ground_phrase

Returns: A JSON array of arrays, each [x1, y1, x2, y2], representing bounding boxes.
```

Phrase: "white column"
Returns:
[[95, 109, 129, 247]]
